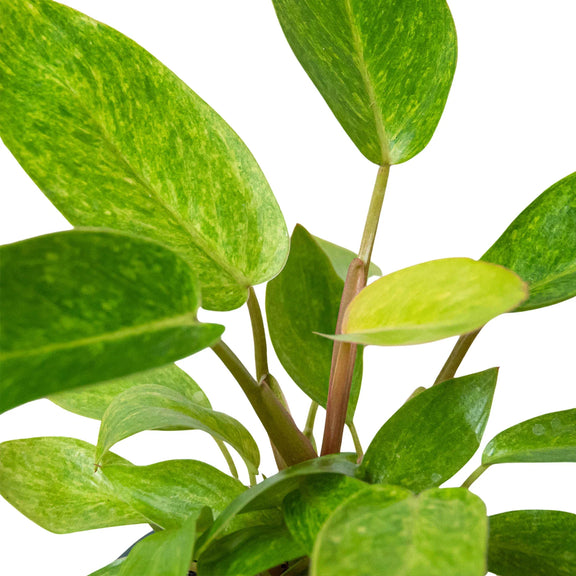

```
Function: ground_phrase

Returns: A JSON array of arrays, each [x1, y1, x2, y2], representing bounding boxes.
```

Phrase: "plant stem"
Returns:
[[247, 287, 270, 382], [215, 439, 239, 479], [348, 421, 364, 461], [303, 401, 319, 451], [321, 165, 390, 456], [434, 328, 482, 386], [461, 464, 490, 489], [212, 340, 317, 466]]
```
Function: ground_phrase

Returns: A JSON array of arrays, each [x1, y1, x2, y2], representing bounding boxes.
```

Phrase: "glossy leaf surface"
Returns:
[[0, 437, 144, 533], [0, 0, 288, 310], [488, 510, 576, 576], [51, 364, 210, 420], [483, 172, 576, 311], [96, 384, 260, 475], [272, 0, 457, 164], [334, 258, 527, 346], [359, 369, 498, 490], [266, 225, 364, 419], [89, 559, 124, 576], [0, 230, 223, 415], [483, 409, 576, 465], [312, 487, 487, 576]]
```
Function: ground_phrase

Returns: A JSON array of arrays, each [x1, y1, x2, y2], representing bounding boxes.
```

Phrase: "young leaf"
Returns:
[[358, 369, 498, 490], [482, 408, 576, 466], [96, 384, 260, 476], [331, 258, 527, 346], [119, 512, 201, 576], [0, 437, 145, 533], [198, 523, 305, 576], [311, 487, 487, 576], [482, 172, 576, 311], [0, 230, 223, 415], [271, 0, 457, 165], [50, 364, 210, 420], [266, 225, 364, 420], [0, 0, 288, 311], [488, 510, 576, 576]]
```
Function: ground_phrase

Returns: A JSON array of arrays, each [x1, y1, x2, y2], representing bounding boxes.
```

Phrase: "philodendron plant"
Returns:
[[0, 0, 575, 575]]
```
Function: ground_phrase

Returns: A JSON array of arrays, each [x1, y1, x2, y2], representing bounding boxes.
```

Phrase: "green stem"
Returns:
[[303, 401, 319, 451], [212, 340, 317, 466], [434, 328, 482, 386], [461, 464, 490, 489], [249, 471, 257, 487], [247, 287, 270, 381], [348, 421, 364, 461], [215, 439, 239, 479]]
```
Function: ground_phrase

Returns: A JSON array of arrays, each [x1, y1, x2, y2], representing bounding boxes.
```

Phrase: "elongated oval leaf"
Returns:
[[103, 460, 246, 530], [50, 364, 211, 420], [333, 258, 527, 346], [266, 225, 364, 420], [483, 409, 576, 466], [0, 230, 223, 415], [272, 0, 457, 164], [0, 0, 288, 310], [96, 384, 260, 475], [311, 487, 487, 576], [359, 369, 498, 490], [0, 437, 145, 533], [483, 172, 576, 311], [488, 510, 576, 576]]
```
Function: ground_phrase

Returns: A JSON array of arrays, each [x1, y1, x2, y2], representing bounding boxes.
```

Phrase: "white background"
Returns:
[[1, 1, 576, 574]]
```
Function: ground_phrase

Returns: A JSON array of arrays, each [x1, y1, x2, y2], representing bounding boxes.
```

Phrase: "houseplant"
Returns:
[[0, 0, 575, 574]]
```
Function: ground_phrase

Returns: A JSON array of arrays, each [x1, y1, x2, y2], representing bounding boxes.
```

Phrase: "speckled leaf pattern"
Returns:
[[0, 229, 223, 415], [0, 437, 146, 533], [119, 512, 200, 576], [359, 369, 498, 490], [198, 523, 305, 576], [266, 225, 365, 420], [0, 0, 288, 310], [311, 487, 487, 576], [103, 460, 246, 530], [96, 384, 260, 475], [333, 258, 527, 346], [196, 454, 358, 556], [482, 409, 576, 466], [50, 364, 211, 420], [272, 0, 457, 164], [483, 172, 576, 311], [488, 510, 576, 576]]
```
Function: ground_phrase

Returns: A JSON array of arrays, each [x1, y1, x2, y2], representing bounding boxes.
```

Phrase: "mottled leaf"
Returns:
[[51, 364, 210, 420], [359, 369, 498, 490], [483, 172, 576, 311], [483, 409, 576, 466], [272, 0, 457, 164], [266, 225, 364, 420], [0, 437, 145, 533], [311, 487, 487, 576], [96, 384, 260, 475], [332, 258, 527, 346], [0, 0, 288, 310], [488, 510, 576, 576]]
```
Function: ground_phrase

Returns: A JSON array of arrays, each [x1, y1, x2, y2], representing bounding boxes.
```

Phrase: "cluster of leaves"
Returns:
[[0, 1, 575, 575]]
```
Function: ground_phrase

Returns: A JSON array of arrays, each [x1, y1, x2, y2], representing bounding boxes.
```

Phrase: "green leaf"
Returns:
[[103, 460, 246, 530], [359, 369, 498, 490], [198, 523, 305, 576], [266, 225, 364, 420], [483, 408, 576, 466], [0, 230, 223, 415], [483, 172, 576, 311], [311, 487, 487, 576], [332, 258, 527, 346], [0, 437, 145, 533], [0, 0, 288, 311], [89, 559, 125, 576], [271, 0, 457, 165], [196, 454, 358, 556], [283, 475, 370, 553], [50, 364, 210, 420], [488, 510, 576, 576], [96, 384, 260, 475], [119, 512, 201, 576]]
